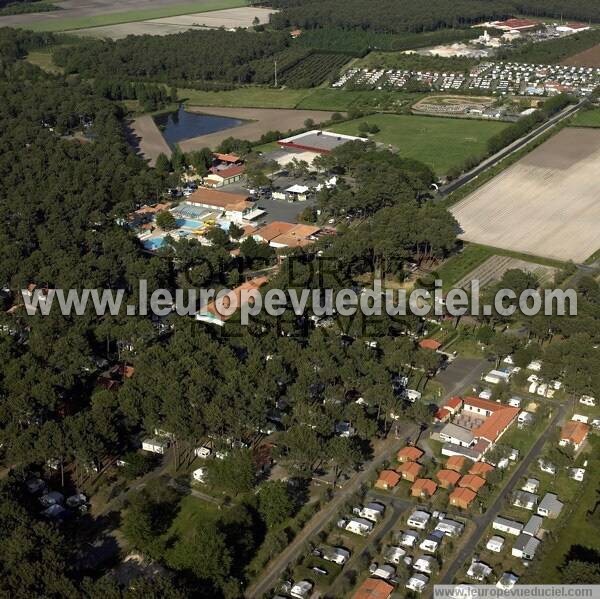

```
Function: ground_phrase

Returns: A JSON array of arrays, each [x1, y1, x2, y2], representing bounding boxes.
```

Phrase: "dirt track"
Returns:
[[451, 127, 600, 262], [178, 106, 339, 152]]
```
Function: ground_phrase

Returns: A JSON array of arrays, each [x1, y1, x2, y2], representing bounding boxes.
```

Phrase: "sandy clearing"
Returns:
[[128, 115, 172, 166], [74, 6, 274, 39], [451, 128, 600, 263], [178, 106, 340, 152]]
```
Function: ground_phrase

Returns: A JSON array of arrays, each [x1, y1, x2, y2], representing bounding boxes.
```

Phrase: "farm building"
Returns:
[[278, 130, 367, 154]]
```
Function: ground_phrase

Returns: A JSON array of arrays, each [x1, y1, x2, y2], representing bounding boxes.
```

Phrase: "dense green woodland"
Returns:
[[269, 0, 600, 30]]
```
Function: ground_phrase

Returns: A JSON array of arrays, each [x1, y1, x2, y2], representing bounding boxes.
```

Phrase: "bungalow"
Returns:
[[397, 446, 424, 463], [469, 462, 495, 479], [192, 467, 206, 483], [446, 455, 467, 472], [407, 510, 431, 530], [523, 515, 543, 537], [355, 502, 385, 522], [436, 469, 461, 489], [445, 396, 464, 414], [467, 560, 493, 581], [493, 516, 523, 536], [449, 487, 477, 509], [508, 396, 522, 408], [252, 221, 321, 249], [435, 407, 451, 423], [518, 411, 535, 427], [486, 535, 505, 553], [463, 396, 498, 417], [458, 474, 486, 493], [419, 338, 442, 351], [399, 461, 423, 482], [512, 490, 538, 511], [372, 564, 395, 580], [512, 533, 541, 560], [194, 446, 211, 459], [411, 478, 438, 498], [439, 423, 475, 447], [559, 420, 590, 451], [346, 517, 374, 536], [323, 546, 351, 565], [538, 459, 557, 475], [375, 469, 401, 490], [195, 277, 268, 326], [522, 478, 540, 494], [435, 518, 464, 537], [413, 556, 436, 574], [406, 573, 429, 593], [570, 468, 586, 482], [537, 493, 563, 519], [203, 164, 245, 188], [142, 438, 169, 454], [353, 578, 394, 599], [496, 572, 519, 591], [579, 395, 596, 407], [290, 580, 313, 599], [384, 545, 406, 565], [399, 530, 419, 547], [419, 530, 445, 553]]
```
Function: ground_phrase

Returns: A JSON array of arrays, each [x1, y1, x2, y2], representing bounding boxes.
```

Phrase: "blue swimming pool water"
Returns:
[[176, 218, 203, 229], [143, 236, 165, 251]]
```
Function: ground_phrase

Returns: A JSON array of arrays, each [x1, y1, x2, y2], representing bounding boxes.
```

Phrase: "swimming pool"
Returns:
[[143, 236, 165, 250], [176, 218, 203, 229]]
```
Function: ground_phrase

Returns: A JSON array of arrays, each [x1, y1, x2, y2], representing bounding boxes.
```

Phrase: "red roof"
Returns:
[[376, 469, 401, 488], [473, 406, 519, 444], [458, 474, 486, 492], [214, 152, 241, 163], [449, 487, 477, 507], [469, 462, 495, 477], [561, 421, 590, 446], [493, 18, 539, 30], [397, 446, 424, 462], [446, 455, 467, 472], [463, 396, 504, 413], [411, 478, 437, 497], [446, 396, 463, 410], [398, 461, 422, 479], [436, 469, 461, 487], [353, 578, 394, 599], [419, 338, 441, 350], [209, 165, 245, 179], [435, 407, 451, 421]]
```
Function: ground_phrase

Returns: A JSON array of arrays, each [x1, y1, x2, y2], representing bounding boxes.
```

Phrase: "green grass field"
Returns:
[[181, 86, 314, 109], [327, 113, 509, 175], [570, 107, 600, 128], [23, 0, 247, 32], [26, 49, 64, 73], [435, 244, 495, 291]]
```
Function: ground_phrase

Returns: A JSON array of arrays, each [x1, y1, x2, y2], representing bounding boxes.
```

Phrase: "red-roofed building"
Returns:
[[397, 446, 424, 463], [458, 474, 486, 493], [375, 470, 401, 490], [411, 478, 438, 498], [449, 487, 477, 509], [435, 407, 451, 423], [491, 18, 540, 30], [436, 469, 461, 489], [473, 406, 519, 445], [446, 455, 467, 472], [398, 461, 423, 482], [445, 396, 463, 413], [204, 165, 245, 187], [419, 338, 441, 350], [469, 462, 495, 478], [353, 578, 394, 599], [560, 421, 590, 451]]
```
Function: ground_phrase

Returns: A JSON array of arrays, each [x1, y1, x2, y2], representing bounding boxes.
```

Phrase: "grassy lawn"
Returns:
[[296, 89, 418, 112], [24, 0, 248, 32], [26, 49, 64, 74], [435, 244, 495, 291], [181, 86, 314, 109], [327, 113, 509, 176], [168, 495, 219, 538], [569, 107, 600, 128]]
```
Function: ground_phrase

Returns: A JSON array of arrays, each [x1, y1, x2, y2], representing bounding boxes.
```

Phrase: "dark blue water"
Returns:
[[155, 105, 243, 146]]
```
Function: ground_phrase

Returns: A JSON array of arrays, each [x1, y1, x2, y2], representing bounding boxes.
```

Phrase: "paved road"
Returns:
[[440, 403, 567, 584], [438, 100, 585, 199], [436, 357, 489, 401], [244, 424, 416, 599]]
